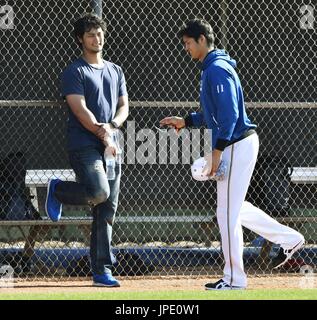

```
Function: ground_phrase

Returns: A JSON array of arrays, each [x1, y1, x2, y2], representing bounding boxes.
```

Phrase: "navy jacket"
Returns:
[[187, 49, 256, 151]]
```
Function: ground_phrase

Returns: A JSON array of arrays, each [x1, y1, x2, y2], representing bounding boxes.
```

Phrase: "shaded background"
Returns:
[[0, 0, 316, 247]]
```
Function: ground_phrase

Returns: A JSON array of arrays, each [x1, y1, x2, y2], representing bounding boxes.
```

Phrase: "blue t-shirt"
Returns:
[[61, 57, 128, 150]]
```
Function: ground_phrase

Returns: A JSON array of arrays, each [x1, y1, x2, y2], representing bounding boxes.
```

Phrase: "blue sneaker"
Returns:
[[45, 178, 63, 222], [92, 273, 121, 287]]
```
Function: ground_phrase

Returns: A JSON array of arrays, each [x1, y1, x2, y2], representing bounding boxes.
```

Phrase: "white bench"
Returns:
[[15, 166, 317, 263], [290, 167, 317, 184], [25, 167, 317, 212], [24, 169, 211, 223], [25, 167, 317, 187], [25, 169, 75, 211]]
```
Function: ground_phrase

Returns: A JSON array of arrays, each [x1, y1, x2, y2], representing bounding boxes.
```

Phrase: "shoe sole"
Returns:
[[205, 286, 245, 291], [45, 179, 60, 222], [93, 282, 120, 288], [273, 240, 305, 269]]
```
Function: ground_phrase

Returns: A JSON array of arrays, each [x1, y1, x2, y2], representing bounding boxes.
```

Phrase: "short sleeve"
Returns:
[[118, 68, 128, 97], [61, 67, 85, 97]]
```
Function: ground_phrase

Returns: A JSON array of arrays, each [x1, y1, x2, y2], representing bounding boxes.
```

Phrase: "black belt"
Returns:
[[228, 129, 256, 147]]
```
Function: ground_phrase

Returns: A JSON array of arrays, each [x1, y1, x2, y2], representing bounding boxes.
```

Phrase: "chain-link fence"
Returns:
[[0, 0, 316, 280]]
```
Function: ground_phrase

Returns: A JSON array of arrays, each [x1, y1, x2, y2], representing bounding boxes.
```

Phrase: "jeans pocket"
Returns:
[[70, 147, 101, 164], [69, 147, 104, 182]]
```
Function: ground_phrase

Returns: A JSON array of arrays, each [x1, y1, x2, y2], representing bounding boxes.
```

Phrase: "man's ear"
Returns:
[[77, 36, 83, 44], [198, 34, 206, 45]]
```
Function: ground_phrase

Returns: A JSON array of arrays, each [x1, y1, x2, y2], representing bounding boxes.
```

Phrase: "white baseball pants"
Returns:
[[216, 133, 304, 287]]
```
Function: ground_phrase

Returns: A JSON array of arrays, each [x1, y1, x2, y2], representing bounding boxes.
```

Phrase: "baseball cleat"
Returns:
[[45, 178, 63, 222], [205, 279, 246, 290], [92, 273, 121, 287], [272, 239, 305, 269]]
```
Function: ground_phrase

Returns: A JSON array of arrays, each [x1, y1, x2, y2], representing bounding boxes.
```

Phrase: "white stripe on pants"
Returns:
[[217, 133, 304, 287]]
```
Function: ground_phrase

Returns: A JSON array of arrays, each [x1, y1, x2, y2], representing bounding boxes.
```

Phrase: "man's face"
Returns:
[[182, 35, 205, 61], [79, 27, 104, 53]]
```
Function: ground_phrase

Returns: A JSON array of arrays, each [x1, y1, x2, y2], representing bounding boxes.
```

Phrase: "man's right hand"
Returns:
[[95, 123, 114, 142], [159, 116, 185, 133]]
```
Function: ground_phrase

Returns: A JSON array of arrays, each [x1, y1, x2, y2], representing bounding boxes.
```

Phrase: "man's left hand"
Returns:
[[211, 149, 223, 176]]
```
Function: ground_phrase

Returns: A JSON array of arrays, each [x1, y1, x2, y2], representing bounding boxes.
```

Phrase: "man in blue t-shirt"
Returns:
[[45, 14, 129, 287]]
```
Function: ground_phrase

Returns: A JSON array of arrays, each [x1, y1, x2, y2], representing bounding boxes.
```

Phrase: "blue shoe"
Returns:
[[92, 273, 120, 287], [45, 178, 62, 222]]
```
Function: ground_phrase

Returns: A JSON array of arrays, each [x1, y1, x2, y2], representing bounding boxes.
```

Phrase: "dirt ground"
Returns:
[[0, 275, 314, 294]]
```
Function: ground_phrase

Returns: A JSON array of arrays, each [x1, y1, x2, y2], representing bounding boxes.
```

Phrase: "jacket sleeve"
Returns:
[[209, 66, 239, 151], [184, 112, 205, 127]]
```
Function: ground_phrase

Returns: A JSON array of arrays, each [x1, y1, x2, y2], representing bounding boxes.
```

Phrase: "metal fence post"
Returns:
[[220, 0, 228, 50], [91, 0, 102, 17]]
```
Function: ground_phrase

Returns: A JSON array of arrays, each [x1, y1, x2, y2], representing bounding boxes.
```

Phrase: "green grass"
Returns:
[[0, 289, 316, 300]]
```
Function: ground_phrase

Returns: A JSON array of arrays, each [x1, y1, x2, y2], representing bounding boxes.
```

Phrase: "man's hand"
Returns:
[[105, 144, 117, 157], [202, 149, 223, 176], [159, 116, 185, 133], [211, 149, 223, 176], [95, 123, 114, 142]]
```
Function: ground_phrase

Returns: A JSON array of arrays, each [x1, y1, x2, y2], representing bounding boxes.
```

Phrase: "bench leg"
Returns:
[[29, 187, 39, 212]]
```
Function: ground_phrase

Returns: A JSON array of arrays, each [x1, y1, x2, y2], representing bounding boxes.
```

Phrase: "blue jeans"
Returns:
[[54, 145, 121, 275]]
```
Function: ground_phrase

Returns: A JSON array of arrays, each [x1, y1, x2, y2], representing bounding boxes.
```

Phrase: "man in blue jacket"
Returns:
[[160, 18, 304, 290]]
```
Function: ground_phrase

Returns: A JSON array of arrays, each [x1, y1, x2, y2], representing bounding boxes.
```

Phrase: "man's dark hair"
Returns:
[[73, 14, 107, 45], [178, 18, 215, 47]]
